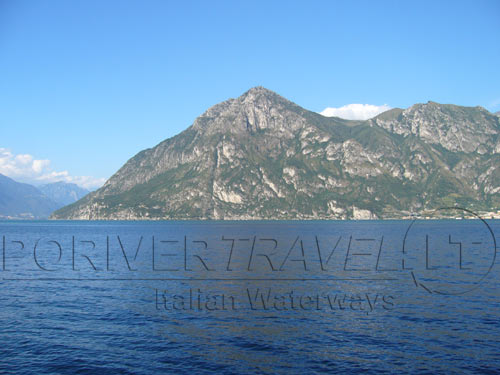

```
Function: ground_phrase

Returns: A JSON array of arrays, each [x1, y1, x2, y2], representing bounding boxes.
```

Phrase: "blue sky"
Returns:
[[0, 0, 499, 188]]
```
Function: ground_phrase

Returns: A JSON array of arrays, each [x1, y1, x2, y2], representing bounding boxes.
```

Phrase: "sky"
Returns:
[[0, 0, 499, 189]]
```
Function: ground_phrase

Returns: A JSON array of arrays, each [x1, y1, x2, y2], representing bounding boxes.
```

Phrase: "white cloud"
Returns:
[[0, 148, 106, 190], [320, 104, 392, 120]]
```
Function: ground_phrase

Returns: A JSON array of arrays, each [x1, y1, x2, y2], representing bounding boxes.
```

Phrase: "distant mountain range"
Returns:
[[39, 181, 89, 206], [52, 87, 500, 220], [0, 174, 89, 219]]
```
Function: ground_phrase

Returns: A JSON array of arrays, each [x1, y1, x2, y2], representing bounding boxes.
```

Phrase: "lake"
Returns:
[[0, 220, 499, 374]]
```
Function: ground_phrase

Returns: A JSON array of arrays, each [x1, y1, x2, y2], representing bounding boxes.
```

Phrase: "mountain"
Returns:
[[0, 176, 89, 219], [39, 182, 89, 206], [51, 87, 500, 220], [495, 111, 500, 116], [0, 174, 61, 219]]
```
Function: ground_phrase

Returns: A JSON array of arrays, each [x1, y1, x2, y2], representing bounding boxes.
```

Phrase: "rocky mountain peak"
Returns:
[[192, 86, 305, 135], [239, 86, 286, 104]]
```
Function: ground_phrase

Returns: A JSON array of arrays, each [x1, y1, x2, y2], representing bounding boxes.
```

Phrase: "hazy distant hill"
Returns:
[[0, 174, 60, 219], [39, 181, 89, 206], [0, 176, 91, 219], [51, 87, 500, 220]]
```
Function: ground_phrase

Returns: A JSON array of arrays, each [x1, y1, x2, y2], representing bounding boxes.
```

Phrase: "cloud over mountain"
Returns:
[[320, 104, 392, 120], [0, 148, 105, 190]]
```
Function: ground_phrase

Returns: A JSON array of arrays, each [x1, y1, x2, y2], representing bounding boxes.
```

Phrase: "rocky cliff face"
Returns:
[[370, 102, 499, 153], [51, 87, 500, 220]]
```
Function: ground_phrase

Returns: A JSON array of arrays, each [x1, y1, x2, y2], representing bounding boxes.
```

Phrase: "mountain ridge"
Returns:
[[51, 87, 500, 220]]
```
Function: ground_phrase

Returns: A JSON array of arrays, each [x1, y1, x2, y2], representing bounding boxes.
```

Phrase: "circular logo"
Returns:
[[402, 207, 497, 295]]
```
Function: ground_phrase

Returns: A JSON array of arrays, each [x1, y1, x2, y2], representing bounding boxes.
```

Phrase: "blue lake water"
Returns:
[[0, 220, 499, 374]]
